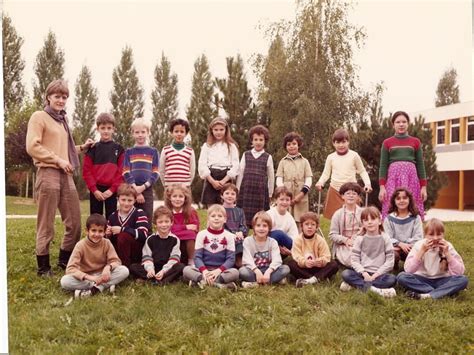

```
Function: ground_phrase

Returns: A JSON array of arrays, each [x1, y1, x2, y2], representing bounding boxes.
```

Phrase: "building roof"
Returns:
[[410, 101, 474, 123]]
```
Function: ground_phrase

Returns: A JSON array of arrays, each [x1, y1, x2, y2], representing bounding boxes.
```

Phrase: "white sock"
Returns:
[[420, 293, 431, 299], [308, 276, 318, 284]]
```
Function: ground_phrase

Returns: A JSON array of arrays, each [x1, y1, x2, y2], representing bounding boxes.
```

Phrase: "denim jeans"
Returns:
[[269, 230, 293, 249], [239, 265, 290, 284], [397, 272, 468, 299], [341, 269, 396, 291]]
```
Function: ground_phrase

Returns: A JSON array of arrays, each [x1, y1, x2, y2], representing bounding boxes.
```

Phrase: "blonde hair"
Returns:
[[424, 218, 445, 236], [131, 117, 151, 132], [206, 116, 237, 151], [164, 184, 194, 223], [207, 204, 226, 217], [251, 211, 272, 231], [360, 206, 383, 234]]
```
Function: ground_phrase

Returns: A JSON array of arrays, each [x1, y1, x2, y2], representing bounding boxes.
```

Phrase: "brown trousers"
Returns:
[[323, 186, 344, 220], [35, 167, 81, 255]]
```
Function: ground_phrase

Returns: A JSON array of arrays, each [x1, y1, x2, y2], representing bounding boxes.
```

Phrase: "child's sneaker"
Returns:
[[215, 282, 238, 292], [109, 285, 116, 294], [279, 277, 288, 285], [188, 279, 206, 289], [295, 276, 318, 288], [339, 281, 353, 292], [370, 286, 396, 298], [74, 289, 92, 299], [405, 290, 421, 300], [241, 281, 258, 289]]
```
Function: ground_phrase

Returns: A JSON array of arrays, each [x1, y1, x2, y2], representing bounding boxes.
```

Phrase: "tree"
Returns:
[[110, 46, 144, 148], [72, 65, 98, 199], [2, 14, 25, 125], [215, 55, 256, 150], [32, 30, 65, 106], [255, 0, 368, 173], [150, 52, 179, 150], [186, 54, 217, 201], [435, 67, 460, 107]]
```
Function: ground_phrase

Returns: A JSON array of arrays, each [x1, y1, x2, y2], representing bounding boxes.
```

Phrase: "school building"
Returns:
[[412, 101, 474, 211]]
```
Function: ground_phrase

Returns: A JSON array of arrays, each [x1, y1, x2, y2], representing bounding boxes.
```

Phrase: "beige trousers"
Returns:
[[35, 167, 81, 255]]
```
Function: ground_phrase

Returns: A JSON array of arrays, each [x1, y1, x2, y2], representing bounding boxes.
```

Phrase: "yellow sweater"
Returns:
[[292, 233, 332, 268], [26, 110, 79, 168], [66, 237, 122, 281]]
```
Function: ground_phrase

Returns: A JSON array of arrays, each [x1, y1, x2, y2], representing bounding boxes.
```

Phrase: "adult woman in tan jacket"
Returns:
[[26, 79, 94, 276]]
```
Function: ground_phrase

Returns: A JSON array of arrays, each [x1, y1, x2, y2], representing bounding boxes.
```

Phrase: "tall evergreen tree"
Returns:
[[2, 14, 25, 125], [186, 54, 217, 201], [215, 54, 255, 150], [150, 52, 179, 150], [72, 65, 98, 198], [32, 30, 65, 106], [110, 46, 144, 148], [435, 67, 460, 107]]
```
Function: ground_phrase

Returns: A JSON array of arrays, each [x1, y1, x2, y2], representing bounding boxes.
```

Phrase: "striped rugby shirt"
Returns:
[[159, 144, 195, 186]]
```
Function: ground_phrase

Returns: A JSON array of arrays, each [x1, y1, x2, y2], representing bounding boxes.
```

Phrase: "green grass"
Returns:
[[5, 196, 90, 216], [6, 199, 474, 353]]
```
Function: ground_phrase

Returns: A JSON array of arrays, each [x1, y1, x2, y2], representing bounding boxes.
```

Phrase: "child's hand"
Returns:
[[105, 226, 112, 236], [155, 270, 165, 281], [364, 186, 373, 193], [362, 272, 372, 282], [315, 183, 323, 191], [235, 232, 244, 241], [421, 186, 427, 202], [85, 274, 101, 284], [314, 259, 325, 268], [262, 269, 272, 284], [279, 246, 292, 256], [136, 193, 145, 204], [305, 259, 315, 268], [378, 186, 386, 202], [186, 224, 198, 231], [93, 190, 105, 201], [206, 269, 222, 286], [399, 242, 412, 254], [146, 269, 156, 278], [255, 269, 265, 284], [110, 226, 122, 235], [102, 190, 113, 199], [344, 239, 353, 247], [438, 239, 449, 257], [293, 192, 304, 204], [83, 138, 95, 150], [99, 265, 111, 284]]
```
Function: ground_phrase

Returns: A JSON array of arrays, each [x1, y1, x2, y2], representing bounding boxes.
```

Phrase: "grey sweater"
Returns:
[[383, 213, 423, 246], [351, 233, 394, 275]]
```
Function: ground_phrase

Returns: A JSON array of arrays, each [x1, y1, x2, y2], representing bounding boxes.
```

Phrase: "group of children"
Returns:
[[59, 111, 468, 301]]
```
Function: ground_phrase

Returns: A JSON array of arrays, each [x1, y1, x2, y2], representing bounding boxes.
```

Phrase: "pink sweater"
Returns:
[[171, 209, 200, 241]]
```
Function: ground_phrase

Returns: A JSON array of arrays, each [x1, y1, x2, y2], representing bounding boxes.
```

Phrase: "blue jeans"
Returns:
[[341, 269, 396, 291], [397, 272, 468, 299], [270, 230, 293, 249], [239, 265, 290, 284]]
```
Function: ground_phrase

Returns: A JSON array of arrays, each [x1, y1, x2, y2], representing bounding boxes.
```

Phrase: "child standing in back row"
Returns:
[[198, 117, 239, 206], [159, 118, 195, 187], [122, 118, 159, 228], [316, 128, 371, 219], [83, 113, 124, 219], [164, 184, 200, 266], [275, 132, 313, 226], [236, 125, 274, 228], [341, 206, 396, 298]]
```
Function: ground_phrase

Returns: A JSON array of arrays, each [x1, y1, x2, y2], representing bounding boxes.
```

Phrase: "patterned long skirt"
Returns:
[[382, 161, 425, 220]]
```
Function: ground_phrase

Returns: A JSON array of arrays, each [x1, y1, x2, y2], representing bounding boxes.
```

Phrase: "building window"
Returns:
[[436, 121, 445, 145], [451, 118, 460, 144], [468, 117, 474, 142]]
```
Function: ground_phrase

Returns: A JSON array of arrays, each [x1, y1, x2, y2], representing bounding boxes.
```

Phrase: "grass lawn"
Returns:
[[5, 197, 474, 353], [5, 196, 90, 216]]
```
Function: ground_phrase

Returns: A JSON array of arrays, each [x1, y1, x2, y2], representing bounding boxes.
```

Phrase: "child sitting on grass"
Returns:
[[397, 218, 468, 300], [239, 211, 290, 288], [329, 182, 364, 268], [287, 212, 339, 287], [341, 206, 397, 298], [106, 183, 149, 267], [129, 206, 185, 285], [183, 204, 239, 291], [60, 214, 129, 299], [221, 183, 248, 268]]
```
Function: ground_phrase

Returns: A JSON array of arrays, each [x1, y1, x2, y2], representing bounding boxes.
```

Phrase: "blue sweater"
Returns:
[[194, 228, 235, 271], [122, 145, 159, 185]]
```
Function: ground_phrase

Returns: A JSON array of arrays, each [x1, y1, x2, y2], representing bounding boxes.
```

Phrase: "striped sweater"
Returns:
[[194, 228, 235, 272], [379, 134, 426, 186], [159, 144, 195, 186], [122, 145, 159, 186], [107, 207, 149, 243], [141, 233, 181, 273]]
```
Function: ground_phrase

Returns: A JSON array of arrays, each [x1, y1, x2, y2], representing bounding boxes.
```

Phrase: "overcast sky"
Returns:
[[3, 0, 473, 119]]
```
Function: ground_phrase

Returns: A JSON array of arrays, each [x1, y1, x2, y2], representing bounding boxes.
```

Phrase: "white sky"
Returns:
[[2, 0, 473, 119], [0, 0, 472, 350]]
